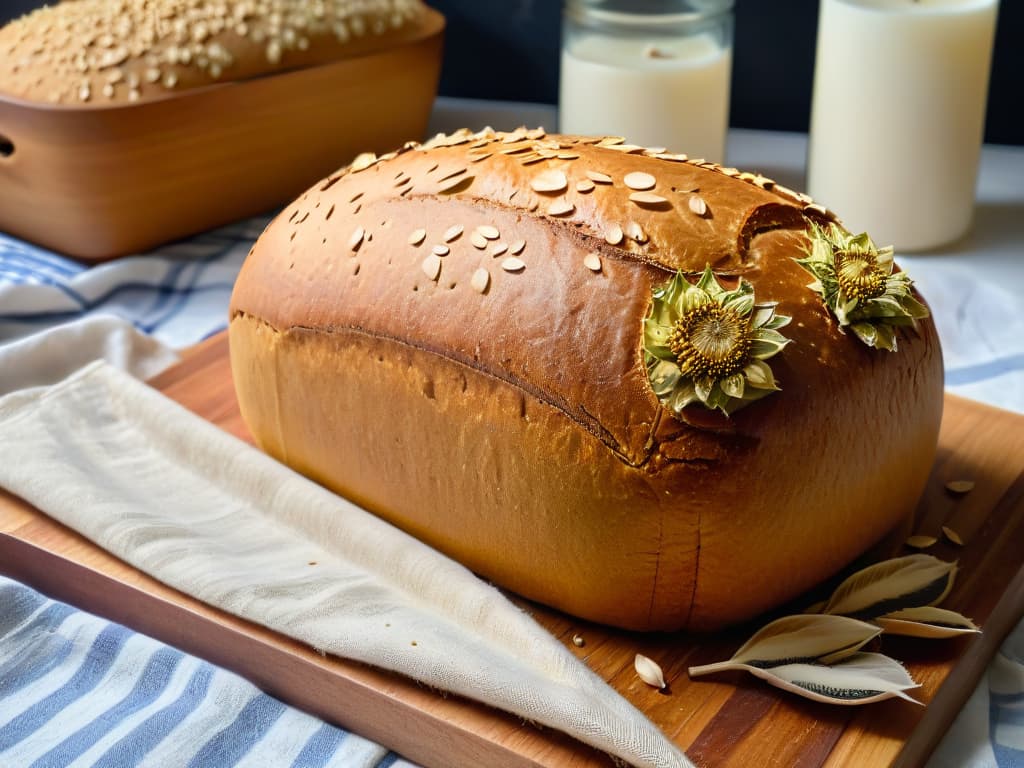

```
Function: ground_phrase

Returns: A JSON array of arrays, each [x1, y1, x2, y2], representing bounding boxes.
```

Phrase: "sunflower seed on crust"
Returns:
[[421, 254, 441, 281], [501, 257, 526, 272], [530, 170, 569, 193], [548, 200, 575, 216], [583, 253, 602, 272], [443, 225, 463, 242], [905, 534, 938, 549], [623, 171, 656, 191], [471, 268, 490, 294], [604, 224, 624, 245], [586, 170, 613, 184], [624, 221, 647, 243], [408, 228, 427, 246], [629, 191, 669, 206]]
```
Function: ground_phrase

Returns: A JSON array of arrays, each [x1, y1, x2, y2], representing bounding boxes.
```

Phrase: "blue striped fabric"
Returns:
[[0, 576, 408, 768], [0, 218, 268, 349]]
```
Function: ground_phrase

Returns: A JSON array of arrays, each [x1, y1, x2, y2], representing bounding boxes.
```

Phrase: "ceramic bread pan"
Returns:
[[0, 8, 443, 261]]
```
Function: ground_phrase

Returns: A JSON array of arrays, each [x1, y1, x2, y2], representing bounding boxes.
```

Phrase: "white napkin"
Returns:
[[0, 362, 692, 768], [0, 315, 179, 396]]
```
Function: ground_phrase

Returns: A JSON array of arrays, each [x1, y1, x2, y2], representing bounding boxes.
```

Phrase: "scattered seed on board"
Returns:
[[471, 268, 490, 294], [477, 225, 500, 240], [530, 170, 568, 194], [501, 257, 526, 272], [945, 480, 975, 494], [905, 534, 938, 549], [443, 225, 463, 242], [548, 200, 575, 216], [629, 191, 669, 206], [421, 254, 441, 281], [572, 634, 586, 648], [688, 195, 709, 216], [348, 227, 364, 251], [509, 239, 526, 255], [604, 224, 624, 245], [432, 244, 449, 256], [634, 653, 667, 690], [623, 171, 656, 191], [586, 170, 613, 184], [584, 253, 602, 272], [408, 228, 426, 246], [942, 526, 964, 546], [489, 242, 508, 257], [576, 179, 595, 193]]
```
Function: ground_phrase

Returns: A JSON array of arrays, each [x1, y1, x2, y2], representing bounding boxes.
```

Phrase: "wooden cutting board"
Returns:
[[2, 332, 1023, 767]]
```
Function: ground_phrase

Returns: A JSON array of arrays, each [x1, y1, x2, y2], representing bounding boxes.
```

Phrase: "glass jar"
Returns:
[[559, 0, 735, 162]]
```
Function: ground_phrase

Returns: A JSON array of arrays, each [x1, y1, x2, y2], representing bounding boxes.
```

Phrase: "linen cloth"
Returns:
[[0, 575, 409, 768], [0, 361, 691, 768]]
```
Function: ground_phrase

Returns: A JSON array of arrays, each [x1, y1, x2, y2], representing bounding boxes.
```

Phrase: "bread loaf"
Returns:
[[0, 0, 427, 105], [228, 128, 944, 632]]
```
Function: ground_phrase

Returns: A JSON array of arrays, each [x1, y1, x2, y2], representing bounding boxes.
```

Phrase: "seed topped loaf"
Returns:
[[0, 0, 427, 106], [228, 128, 944, 632]]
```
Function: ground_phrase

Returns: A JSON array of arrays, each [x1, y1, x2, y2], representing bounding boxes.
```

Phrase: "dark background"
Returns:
[[4, 0, 1020, 145]]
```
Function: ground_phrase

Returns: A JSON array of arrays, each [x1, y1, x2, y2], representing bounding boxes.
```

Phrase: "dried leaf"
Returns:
[[742, 653, 921, 705], [875, 607, 980, 638], [733, 614, 880, 666], [688, 615, 880, 682], [821, 555, 957, 620], [634, 653, 666, 689]]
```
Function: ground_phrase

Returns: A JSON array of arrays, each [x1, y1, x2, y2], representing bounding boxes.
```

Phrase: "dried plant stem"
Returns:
[[688, 661, 739, 677]]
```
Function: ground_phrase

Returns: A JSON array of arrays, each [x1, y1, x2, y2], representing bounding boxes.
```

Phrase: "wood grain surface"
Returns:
[[2, 331, 1023, 767]]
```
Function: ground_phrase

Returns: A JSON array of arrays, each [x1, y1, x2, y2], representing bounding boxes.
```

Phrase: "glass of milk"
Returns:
[[559, 0, 735, 163], [807, 0, 1000, 251]]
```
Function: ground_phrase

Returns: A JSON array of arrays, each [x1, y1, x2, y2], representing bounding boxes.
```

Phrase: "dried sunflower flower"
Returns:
[[795, 222, 929, 351], [644, 266, 791, 416]]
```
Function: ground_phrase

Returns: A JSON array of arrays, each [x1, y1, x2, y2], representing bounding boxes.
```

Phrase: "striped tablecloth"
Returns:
[[0, 576, 407, 768]]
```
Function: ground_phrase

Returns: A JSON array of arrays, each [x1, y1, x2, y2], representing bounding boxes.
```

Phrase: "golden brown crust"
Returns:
[[0, 0, 427, 106], [229, 129, 945, 631]]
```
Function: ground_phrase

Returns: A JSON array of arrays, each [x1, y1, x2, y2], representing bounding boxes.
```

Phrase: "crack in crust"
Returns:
[[234, 311, 748, 472]]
